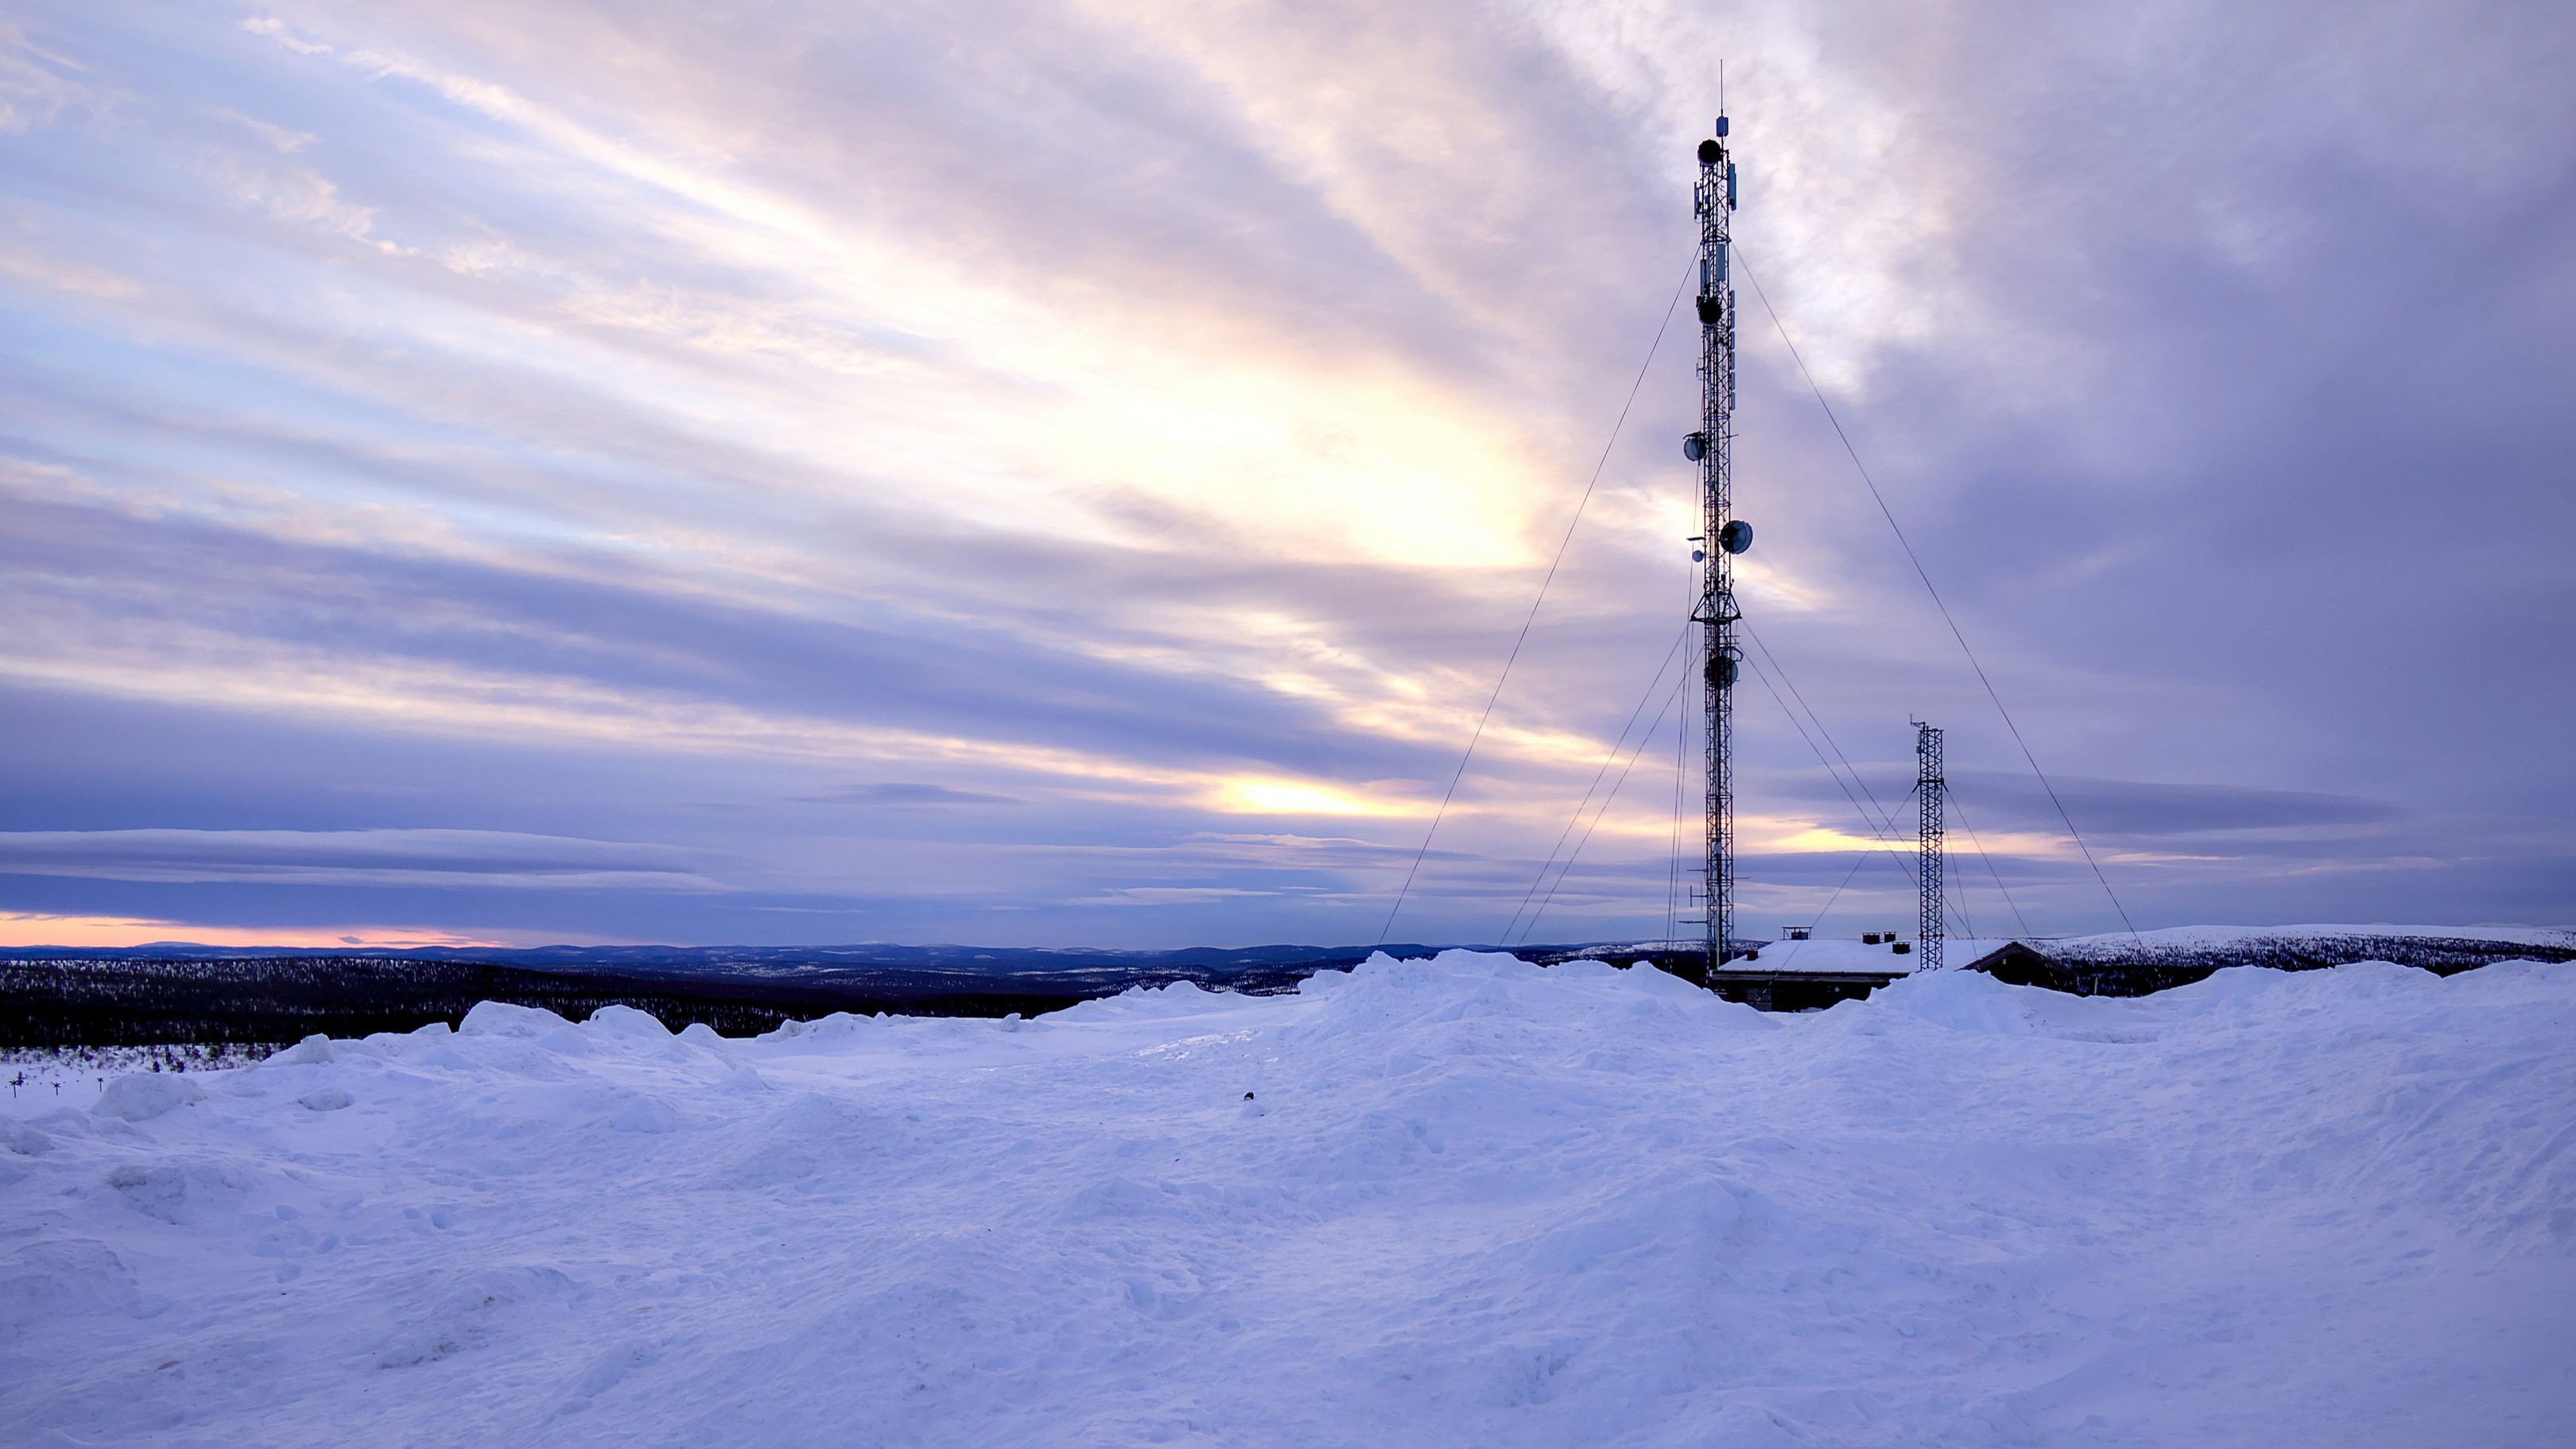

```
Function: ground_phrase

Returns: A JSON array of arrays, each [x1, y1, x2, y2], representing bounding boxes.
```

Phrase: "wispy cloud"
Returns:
[[0, 829, 725, 891], [0, 0, 2568, 945]]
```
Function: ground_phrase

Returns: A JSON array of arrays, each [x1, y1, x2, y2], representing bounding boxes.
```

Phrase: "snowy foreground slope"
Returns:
[[2, 953, 2570, 1447]]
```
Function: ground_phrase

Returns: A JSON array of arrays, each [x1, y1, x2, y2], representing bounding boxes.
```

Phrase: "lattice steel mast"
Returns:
[[1915, 719, 1945, 971], [1688, 119, 1747, 980]]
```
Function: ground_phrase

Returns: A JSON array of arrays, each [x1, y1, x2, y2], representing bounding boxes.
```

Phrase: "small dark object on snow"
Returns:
[[1243, 1091, 1255, 1100]]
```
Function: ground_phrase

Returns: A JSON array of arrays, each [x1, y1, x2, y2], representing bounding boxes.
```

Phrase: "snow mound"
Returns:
[[585, 1004, 670, 1039], [0, 1240, 143, 1335], [266, 1033, 339, 1066], [1, 1118, 55, 1156], [89, 1072, 206, 1122], [459, 1001, 574, 1037], [2, 952, 2569, 1447]]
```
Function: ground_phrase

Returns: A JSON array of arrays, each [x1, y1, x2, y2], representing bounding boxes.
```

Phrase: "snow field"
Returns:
[[2, 951, 2570, 1447]]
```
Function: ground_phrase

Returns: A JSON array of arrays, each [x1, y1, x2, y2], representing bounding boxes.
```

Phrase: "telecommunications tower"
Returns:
[[1688, 118, 1748, 980], [1915, 719, 1945, 971]]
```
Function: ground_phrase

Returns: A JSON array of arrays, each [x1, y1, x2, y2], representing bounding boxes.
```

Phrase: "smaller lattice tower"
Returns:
[[1914, 719, 1945, 970]]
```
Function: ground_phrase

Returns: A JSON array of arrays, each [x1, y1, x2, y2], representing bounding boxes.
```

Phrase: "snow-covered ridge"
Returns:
[[1999, 924, 2576, 994], [2039, 921, 2576, 956], [4, 950, 2570, 1446]]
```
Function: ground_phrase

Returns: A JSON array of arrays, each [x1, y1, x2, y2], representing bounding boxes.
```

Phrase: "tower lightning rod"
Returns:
[[1687, 117, 1748, 982]]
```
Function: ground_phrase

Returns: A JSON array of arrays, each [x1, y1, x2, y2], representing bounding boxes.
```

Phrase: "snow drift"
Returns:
[[2, 951, 2569, 1447]]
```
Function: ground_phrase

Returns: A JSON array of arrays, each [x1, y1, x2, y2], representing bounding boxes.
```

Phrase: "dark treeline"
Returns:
[[2, 955, 1328, 1049], [5, 1042, 263, 1078], [14, 935, 2551, 1048]]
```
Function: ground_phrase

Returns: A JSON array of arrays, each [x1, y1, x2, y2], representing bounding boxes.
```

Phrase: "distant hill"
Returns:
[[5, 940, 1496, 975]]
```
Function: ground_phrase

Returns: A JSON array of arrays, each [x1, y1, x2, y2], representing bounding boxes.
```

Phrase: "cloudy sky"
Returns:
[[3, 1, 2570, 951]]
